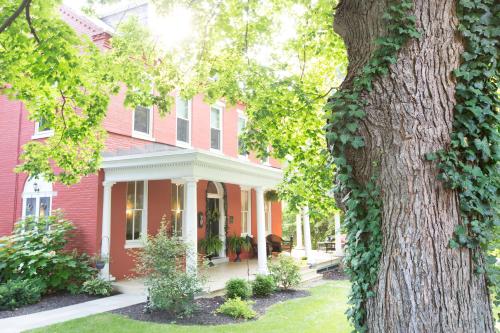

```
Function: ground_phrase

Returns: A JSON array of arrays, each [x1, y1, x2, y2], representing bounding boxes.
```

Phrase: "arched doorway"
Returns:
[[206, 181, 226, 258], [22, 176, 54, 218]]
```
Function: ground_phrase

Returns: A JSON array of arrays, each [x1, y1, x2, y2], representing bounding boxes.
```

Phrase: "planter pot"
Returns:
[[95, 261, 106, 270], [234, 248, 242, 262]]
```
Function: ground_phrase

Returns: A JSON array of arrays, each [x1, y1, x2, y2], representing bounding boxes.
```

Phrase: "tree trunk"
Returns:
[[333, 1, 494, 332]]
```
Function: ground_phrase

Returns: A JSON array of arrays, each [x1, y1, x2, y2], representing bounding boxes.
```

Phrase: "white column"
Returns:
[[334, 212, 343, 256], [100, 181, 115, 280], [255, 186, 268, 274], [302, 206, 313, 266], [295, 213, 304, 250], [183, 178, 198, 275]]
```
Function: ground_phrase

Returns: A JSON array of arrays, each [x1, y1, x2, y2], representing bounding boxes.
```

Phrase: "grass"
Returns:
[[29, 280, 352, 333]]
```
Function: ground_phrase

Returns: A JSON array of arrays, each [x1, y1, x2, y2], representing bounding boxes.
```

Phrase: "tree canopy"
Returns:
[[0, 0, 346, 220]]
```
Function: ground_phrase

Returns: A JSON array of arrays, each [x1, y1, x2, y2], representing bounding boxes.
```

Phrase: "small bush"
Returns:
[[216, 297, 256, 319], [136, 223, 202, 316], [251, 274, 276, 297], [81, 277, 113, 296], [0, 279, 45, 310], [268, 255, 301, 290], [225, 278, 252, 300]]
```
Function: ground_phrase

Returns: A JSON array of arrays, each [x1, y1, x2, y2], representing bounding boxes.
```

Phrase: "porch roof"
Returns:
[[101, 143, 283, 188]]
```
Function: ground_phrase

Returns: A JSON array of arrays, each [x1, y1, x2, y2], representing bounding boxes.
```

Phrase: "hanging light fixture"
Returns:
[[33, 181, 39, 192]]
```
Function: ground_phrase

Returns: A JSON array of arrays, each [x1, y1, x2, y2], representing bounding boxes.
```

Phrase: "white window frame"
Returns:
[[125, 180, 148, 248], [175, 97, 192, 148], [210, 102, 224, 153], [171, 180, 185, 237], [31, 121, 54, 140], [132, 106, 155, 141], [237, 110, 248, 159], [22, 177, 56, 219], [240, 187, 252, 236]]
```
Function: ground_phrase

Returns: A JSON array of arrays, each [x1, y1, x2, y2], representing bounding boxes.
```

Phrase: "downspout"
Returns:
[[12, 102, 23, 225]]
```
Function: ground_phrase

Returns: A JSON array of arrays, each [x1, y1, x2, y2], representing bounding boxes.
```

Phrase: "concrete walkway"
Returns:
[[0, 293, 145, 333]]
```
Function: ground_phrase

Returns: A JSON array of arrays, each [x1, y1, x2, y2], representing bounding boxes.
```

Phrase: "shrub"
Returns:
[[0, 212, 96, 293], [81, 277, 114, 296], [0, 279, 45, 310], [225, 278, 252, 300], [268, 254, 301, 290], [216, 297, 256, 319], [251, 274, 276, 297], [135, 223, 202, 316]]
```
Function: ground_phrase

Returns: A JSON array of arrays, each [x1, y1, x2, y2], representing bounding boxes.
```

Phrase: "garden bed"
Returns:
[[111, 289, 310, 325], [0, 292, 103, 319]]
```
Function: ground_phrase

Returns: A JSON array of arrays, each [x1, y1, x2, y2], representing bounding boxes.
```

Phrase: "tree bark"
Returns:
[[333, 1, 494, 332]]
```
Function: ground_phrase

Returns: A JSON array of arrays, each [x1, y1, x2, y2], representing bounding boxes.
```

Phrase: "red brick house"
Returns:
[[0, 5, 283, 280]]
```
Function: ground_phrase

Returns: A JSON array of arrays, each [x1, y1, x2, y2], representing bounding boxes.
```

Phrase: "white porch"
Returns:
[[99, 143, 283, 279], [113, 250, 341, 295]]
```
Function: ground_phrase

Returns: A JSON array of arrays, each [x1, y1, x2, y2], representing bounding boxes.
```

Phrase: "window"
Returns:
[[238, 115, 248, 157], [171, 183, 184, 237], [241, 189, 251, 235], [264, 200, 272, 235], [262, 146, 271, 165], [176, 98, 191, 146], [32, 117, 54, 139], [22, 177, 55, 218], [210, 105, 223, 151], [126, 181, 147, 246], [133, 106, 153, 138]]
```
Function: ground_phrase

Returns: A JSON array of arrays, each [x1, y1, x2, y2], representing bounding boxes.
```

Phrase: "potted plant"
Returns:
[[93, 254, 108, 270], [227, 235, 252, 262], [199, 235, 223, 267]]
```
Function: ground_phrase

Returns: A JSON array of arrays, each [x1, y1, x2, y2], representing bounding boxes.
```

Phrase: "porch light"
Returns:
[[33, 181, 39, 192]]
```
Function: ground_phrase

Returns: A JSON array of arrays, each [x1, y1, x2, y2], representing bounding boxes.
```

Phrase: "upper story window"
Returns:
[[22, 176, 55, 218], [238, 114, 248, 158], [32, 117, 54, 139], [132, 106, 153, 139], [262, 146, 271, 165], [126, 180, 148, 247], [241, 189, 251, 236], [176, 98, 191, 146], [171, 182, 184, 237], [210, 105, 223, 151]]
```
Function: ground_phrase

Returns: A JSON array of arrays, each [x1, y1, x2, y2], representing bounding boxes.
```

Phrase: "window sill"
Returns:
[[125, 241, 144, 249], [132, 131, 156, 142], [210, 148, 223, 154], [176, 140, 191, 148], [31, 130, 54, 140], [238, 155, 249, 161]]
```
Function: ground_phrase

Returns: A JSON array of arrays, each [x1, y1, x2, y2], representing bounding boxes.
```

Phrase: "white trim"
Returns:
[[265, 199, 272, 235], [175, 97, 192, 148], [124, 180, 148, 248], [32, 122, 54, 139], [102, 148, 283, 189], [132, 106, 154, 140], [210, 104, 223, 153], [237, 111, 249, 160]]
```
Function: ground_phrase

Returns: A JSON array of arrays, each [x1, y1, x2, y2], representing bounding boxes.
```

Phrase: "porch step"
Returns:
[[299, 267, 323, 284]]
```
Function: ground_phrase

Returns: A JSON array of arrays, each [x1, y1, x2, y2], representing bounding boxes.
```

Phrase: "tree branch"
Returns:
[[25, 0, 40, 44], [0, 0, 30, 34]]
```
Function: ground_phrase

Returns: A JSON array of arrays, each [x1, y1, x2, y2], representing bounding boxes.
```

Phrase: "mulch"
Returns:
[[322, 267, 348, 280], [111, 289, 310, 325], [0, 293, 102, 319]]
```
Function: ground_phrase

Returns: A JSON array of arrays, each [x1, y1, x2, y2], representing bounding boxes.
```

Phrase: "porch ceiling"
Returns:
[[101, 143, 283, 188]]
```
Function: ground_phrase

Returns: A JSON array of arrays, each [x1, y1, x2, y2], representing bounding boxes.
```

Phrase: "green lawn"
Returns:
[[29, 281, 352, 333]]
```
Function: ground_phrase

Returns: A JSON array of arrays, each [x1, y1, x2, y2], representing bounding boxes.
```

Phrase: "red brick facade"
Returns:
[[0, 6, 282, 279]]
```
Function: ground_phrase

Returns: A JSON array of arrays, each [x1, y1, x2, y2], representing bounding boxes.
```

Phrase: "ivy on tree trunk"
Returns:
[[328, 0, 496, 331]]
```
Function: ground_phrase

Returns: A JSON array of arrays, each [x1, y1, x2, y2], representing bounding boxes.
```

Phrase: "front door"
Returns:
[[207, 197, 221, 257]]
